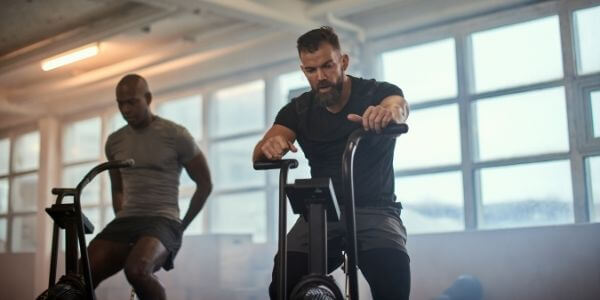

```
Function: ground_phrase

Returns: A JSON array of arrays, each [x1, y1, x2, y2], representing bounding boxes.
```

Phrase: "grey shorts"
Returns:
[[94, 216, 183, 270], [287, 205, 407, 254]]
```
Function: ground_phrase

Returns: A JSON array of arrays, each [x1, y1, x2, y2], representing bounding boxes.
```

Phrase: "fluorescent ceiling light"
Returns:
[[41, 43, 99, 71]]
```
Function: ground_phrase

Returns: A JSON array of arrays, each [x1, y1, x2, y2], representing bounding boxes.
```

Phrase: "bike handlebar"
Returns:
[[77, 159, 134, 191], [253, 159, 298, 170]]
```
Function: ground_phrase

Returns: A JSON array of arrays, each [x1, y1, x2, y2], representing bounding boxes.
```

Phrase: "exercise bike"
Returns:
[[254, 123, 408, 300], [36, 159, 135, 300]]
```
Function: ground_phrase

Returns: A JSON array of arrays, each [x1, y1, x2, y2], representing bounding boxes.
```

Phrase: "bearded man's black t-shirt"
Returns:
[[274, 75, 404, 207]]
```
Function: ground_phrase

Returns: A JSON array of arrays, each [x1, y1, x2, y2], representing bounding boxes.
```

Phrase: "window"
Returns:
[[0, 131, 40, 252], [591, 90, 600, 138], [382, 38, 457, 103], [394, 104, 461, 170], [211, 135, 265, 190], [473, 87, 569, 161], [0, 139, 8, 175], [62, 118, 104, 243], [478, 160, 573, 229], [278, 70, 310, 108], [157, 95, 202, 140], [470, 16, 563, 93], [208, 79, 269, 242], [395, 172, 464, 234], [0, 139, 9, 252], [573, 5, 600, 75], [211, 191, 267, 243], [210, 80, 265, 137], [587, 156, 600, 222], [62, 117, 101, 164]]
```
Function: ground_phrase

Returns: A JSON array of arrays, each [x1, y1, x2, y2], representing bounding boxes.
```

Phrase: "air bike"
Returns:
[[36, 159, 135, 300], [254, 123, 408, 300]]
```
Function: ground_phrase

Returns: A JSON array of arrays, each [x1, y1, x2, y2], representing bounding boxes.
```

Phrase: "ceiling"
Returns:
[[0, 0, 540, 129]]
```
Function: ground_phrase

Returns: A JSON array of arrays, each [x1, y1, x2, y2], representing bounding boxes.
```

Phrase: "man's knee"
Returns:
[[124, 258, 155, 284]]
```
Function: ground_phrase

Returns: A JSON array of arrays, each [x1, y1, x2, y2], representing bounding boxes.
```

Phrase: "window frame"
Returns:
[[0, 124, 40, 253]]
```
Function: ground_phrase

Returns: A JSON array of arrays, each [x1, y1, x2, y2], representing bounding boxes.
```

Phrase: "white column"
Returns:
[[34, 116, 60, 295]]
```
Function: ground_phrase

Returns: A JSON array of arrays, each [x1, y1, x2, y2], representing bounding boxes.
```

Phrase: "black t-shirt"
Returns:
[[274, 76, 404, 207]]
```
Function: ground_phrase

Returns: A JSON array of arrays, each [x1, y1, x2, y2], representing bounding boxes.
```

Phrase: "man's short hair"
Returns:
[[297, 26, 341, 54]]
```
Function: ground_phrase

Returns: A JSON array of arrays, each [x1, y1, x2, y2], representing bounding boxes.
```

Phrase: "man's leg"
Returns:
[[358, 248, 410, 300], [123, 236, 169, 300], [87, 238, 130, 288]]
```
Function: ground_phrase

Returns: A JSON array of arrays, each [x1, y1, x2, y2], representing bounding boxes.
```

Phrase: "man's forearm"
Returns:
[[181, 185, 212, 230]]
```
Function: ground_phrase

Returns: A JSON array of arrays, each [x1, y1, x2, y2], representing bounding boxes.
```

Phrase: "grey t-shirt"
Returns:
[[105, 116, 200, 221]]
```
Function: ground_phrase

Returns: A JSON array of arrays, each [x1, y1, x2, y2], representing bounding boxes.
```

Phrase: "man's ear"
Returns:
[[341, 53, 349, 71], [145, 92, 152, 105]]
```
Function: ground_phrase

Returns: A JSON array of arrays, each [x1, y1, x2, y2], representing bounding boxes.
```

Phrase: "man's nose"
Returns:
[[316, 68, 325, 80]]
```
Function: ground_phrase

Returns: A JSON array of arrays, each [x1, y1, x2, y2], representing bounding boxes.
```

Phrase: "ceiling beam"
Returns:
[[154, 0, 320, 33], [307, 0, 401, 18], [0, 2, 176, 74]]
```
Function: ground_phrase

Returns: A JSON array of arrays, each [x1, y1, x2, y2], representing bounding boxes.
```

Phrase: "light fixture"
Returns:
[[41, 43, 99, 71]]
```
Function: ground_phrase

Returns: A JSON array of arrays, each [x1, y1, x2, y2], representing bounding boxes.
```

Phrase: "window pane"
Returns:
[[211, 80, 265, 137], [211, 135, 265, 190], [62, 163, 101, 205], [12, 215, 36, 252], [395, 172, 464, 234], [157, 95, 202, 140], [587, 156, 600, 222], [0, 138, 9, 175], [272, 190, 300, 233], [475, 87, 568, 161], [11, 173, 38, 212], [471, 16, 563, 92], [278, 71, 310, 107], [0, 218, 6, 252], [394, 104, 461, 170], [383, 39, 457, 103], [179, 197, 205, 236], [592, 90, 600, 138], [63, 117, 101, 163], [212, 191, 267, 243], [479, 160, 573, 229], [573, 5, 600, 75], [13, 131, 39, 172], [108, 112, 127, 135], [284, 147, 311, 183], [0, 179, 7, 214]]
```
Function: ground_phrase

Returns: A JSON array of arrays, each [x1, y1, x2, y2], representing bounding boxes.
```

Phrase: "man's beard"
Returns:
[[314, 77, 344, 108]]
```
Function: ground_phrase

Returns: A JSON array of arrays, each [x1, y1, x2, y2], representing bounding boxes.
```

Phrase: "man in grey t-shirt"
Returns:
[[87, 74, 212, 300]]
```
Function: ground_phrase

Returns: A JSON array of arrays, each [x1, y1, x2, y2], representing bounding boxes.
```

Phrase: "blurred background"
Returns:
[[0, 0, 599, 299]]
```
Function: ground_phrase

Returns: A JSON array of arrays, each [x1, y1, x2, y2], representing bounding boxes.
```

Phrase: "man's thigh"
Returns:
[[87, 238, 130, 287]]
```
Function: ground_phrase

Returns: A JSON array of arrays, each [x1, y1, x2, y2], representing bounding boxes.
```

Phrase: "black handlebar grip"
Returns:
[[253, 159, 298, 170]]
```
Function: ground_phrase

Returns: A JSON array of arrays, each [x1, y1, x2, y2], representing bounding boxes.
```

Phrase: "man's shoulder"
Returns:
[[153, 116, 187, 134], [289, 90, 313, 113], [106, 125, 128, 143], [350, 76, 402, 99]]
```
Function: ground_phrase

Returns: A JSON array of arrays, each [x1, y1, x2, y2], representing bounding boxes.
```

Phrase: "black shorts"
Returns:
[[94, 216, 183, 270]]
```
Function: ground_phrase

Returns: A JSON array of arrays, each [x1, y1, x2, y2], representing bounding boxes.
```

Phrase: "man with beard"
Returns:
[[252, 26, 410, 300], [88, 74, 212, 300]]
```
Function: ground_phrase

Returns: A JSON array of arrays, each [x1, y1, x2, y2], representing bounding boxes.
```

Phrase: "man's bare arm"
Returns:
[[347, 95, 409, 132], [181, 152, 213, 230], [108, 169, 125, 214], [252, 124, 298, 162]]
